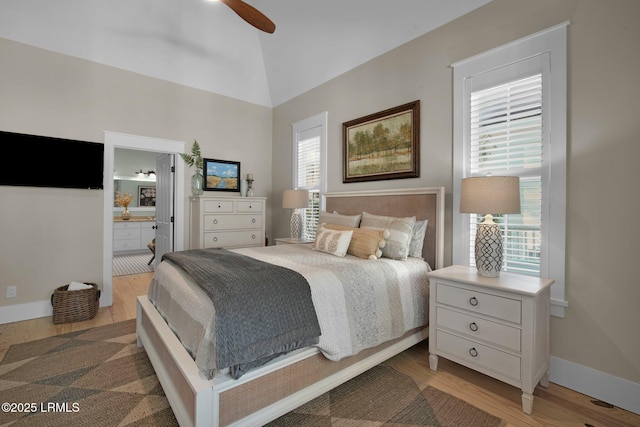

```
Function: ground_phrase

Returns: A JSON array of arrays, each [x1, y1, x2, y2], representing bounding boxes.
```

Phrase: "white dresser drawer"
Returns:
[[436, 329, 521, 381], [203, 215, 263, 231], [436, 306, 521, 351], [114, 227, 142, 240], [237, 200, 263, 213], [113, 238, 141, 252], [203, 231, 262, 248], [436, 283, 522, 324], [202, 199, 234, 213]]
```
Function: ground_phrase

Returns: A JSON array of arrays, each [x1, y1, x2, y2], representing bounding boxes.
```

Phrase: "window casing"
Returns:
[[452, 23, 568, 317], [292, 112, 328, 240]]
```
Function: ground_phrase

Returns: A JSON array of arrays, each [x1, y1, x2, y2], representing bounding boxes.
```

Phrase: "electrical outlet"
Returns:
[[6, 286, 16, 298]]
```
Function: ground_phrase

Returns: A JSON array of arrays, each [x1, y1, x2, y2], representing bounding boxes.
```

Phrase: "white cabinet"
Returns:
[[427, 265, 554, 414], [190, 196, 266, 249], [113, 221, 155, 253]]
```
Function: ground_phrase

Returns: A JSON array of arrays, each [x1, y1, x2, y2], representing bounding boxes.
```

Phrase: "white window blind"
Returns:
[[296, 131, 321, 239], [469, 75, 543, 276], [292, 112, 327, 240]]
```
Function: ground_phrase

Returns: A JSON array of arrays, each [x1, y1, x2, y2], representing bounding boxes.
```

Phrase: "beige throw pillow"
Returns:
[[322, 224, 388, 260], [318, 211, 362, 228], [360, 212, 416, 260], [313, 226, 353, 257]]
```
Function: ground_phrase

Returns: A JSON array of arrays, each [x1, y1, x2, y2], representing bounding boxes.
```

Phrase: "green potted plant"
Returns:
[[181, 140, 204, 195]]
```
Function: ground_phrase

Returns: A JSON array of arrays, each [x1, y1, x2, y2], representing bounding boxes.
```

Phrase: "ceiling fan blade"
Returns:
[[219, 0, 276, 34]]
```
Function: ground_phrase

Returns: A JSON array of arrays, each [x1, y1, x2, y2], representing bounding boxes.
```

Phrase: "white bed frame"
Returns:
[[136, 187, 444, 427]]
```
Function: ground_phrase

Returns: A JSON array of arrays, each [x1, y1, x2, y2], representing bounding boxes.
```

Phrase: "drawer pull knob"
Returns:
[[213, 219, 218, 224], [469, 322, 479, 332], [213, 237, 218, 242], [469, 347, 478, 358], [252, 218, 256, 223], [469, 296, 479, 306], [251, 234, 256, 239]]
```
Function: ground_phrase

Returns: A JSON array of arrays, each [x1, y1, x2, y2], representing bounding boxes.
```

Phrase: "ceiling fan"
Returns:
[[218, 0, 276, 34]]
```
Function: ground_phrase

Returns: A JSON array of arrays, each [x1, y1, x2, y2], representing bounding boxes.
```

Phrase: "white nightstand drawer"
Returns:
[[237, 200, 263, 213], [436, 283, 522, 324], [203, 214, 262, 231], [436, 307, 521, 351], [203, 231, 261, 248], [202, 199, 234, 213], [436, 329, 521, 381]]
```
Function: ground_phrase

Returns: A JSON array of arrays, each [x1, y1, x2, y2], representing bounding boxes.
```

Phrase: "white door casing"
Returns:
[[103, 131, 185, 306]]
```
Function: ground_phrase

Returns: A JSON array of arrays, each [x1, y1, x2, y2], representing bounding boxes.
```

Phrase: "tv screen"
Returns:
[[0, 131, 104, 189]]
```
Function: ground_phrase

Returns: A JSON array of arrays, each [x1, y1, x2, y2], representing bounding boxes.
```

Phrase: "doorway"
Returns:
[[102, 132, 186, 307]]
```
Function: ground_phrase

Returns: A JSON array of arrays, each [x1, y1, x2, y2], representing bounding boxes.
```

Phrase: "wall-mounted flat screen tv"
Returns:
[[0, 131, 104, 189]]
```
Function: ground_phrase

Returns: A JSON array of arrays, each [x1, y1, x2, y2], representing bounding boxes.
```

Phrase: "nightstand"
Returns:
[[427, 265, 554, 414], [274, 237, 314, 245]]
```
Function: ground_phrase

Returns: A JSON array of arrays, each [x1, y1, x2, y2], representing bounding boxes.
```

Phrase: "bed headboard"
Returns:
[[323, 187, 444, 269]]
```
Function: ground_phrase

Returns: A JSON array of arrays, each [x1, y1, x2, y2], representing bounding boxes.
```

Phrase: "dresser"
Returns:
[[190, 196, 266, 249], [427, 265, 554, 414], [113, 220, 155, 253]]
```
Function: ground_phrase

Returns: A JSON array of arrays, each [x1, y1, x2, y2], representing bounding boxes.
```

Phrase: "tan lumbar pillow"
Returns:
[[321, 223, 388, 260]]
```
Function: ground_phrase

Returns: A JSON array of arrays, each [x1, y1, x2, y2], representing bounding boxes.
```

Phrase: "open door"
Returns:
[[155, 153, 174, 264]]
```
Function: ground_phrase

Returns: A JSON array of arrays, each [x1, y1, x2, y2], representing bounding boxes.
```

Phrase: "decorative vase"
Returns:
[[240, 179, 248, 197], [121, 207, 131, 220], [191, 168, 204, 196]]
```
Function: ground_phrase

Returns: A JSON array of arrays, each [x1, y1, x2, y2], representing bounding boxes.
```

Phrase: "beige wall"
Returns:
[[272, 0, 640, 385], [0, 38, 272, 307]]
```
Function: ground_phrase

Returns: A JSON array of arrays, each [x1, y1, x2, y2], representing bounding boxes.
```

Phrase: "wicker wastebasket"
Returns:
[[51, 283, 101, 324]]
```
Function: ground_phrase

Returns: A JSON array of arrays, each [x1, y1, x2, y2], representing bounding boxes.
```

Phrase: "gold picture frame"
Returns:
[[343, 100, 420, 183]]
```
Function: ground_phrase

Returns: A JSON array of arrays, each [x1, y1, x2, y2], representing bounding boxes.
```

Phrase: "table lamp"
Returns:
[[460, 176, 521, 277], [282, 189, 309, 240]]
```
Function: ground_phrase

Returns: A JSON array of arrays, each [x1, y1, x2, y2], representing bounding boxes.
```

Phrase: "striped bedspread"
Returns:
[[148, 244, 430, 379]]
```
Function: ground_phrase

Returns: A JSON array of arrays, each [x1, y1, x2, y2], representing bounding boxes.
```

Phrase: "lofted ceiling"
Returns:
[[0, 0, 491, 107]]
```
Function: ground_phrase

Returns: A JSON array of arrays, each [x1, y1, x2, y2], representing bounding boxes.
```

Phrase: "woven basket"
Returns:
[[51, 283, 101, 324]]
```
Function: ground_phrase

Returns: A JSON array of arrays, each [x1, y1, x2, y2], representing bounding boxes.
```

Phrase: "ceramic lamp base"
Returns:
[[290, 209, 304, 240], [475, 222, 503, 277]]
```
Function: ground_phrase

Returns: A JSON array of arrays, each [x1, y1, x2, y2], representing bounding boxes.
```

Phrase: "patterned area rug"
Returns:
[[113, 252, 154, 276], [0, 320, 504, 426]]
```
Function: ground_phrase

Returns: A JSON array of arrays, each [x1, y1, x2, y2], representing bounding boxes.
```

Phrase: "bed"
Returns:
[[136, 187, 444, 427]]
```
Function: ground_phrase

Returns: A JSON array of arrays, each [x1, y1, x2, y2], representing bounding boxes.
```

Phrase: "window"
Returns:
[[292, 112, 328, 240], [469, 74, 543, 276], [452, 23, 568, 316]]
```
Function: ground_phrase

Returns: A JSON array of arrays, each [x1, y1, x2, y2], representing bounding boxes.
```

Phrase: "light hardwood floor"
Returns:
[[1, 272, 638, 427]]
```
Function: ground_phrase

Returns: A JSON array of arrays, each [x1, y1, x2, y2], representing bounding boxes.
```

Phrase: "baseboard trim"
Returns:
[[550, 356, 639, 415], [0, 300, 52, 324], [0, 298, 110, 325]]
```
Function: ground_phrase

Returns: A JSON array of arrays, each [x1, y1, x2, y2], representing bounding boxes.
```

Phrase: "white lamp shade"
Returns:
[[282, 189, 309, 209], [460, 176, 521, 215]]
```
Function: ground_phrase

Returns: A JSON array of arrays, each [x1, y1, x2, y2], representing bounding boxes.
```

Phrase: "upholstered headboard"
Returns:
[[324, 187, 444, 269]]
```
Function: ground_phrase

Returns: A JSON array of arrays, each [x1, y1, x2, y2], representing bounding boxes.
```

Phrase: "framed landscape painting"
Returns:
[[343, 100, 420, 183], [203, 158, 240, 192]]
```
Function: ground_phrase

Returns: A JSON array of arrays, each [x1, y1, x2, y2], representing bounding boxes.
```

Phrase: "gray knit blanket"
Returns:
[[162, 248, 321, 378]]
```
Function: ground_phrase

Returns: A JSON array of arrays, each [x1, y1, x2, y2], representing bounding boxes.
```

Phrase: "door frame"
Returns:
[[103, 131, 186, 306]]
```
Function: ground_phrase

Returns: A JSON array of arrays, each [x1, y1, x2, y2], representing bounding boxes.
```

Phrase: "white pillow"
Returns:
[[409, 219, 428, 258], [313, 226, 353, 257], [319, 211, 362, 228], [360, 212, 416, 260]]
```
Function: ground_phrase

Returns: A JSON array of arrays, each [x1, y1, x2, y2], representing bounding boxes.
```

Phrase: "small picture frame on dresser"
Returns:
[[203, 158, 240, 192]]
